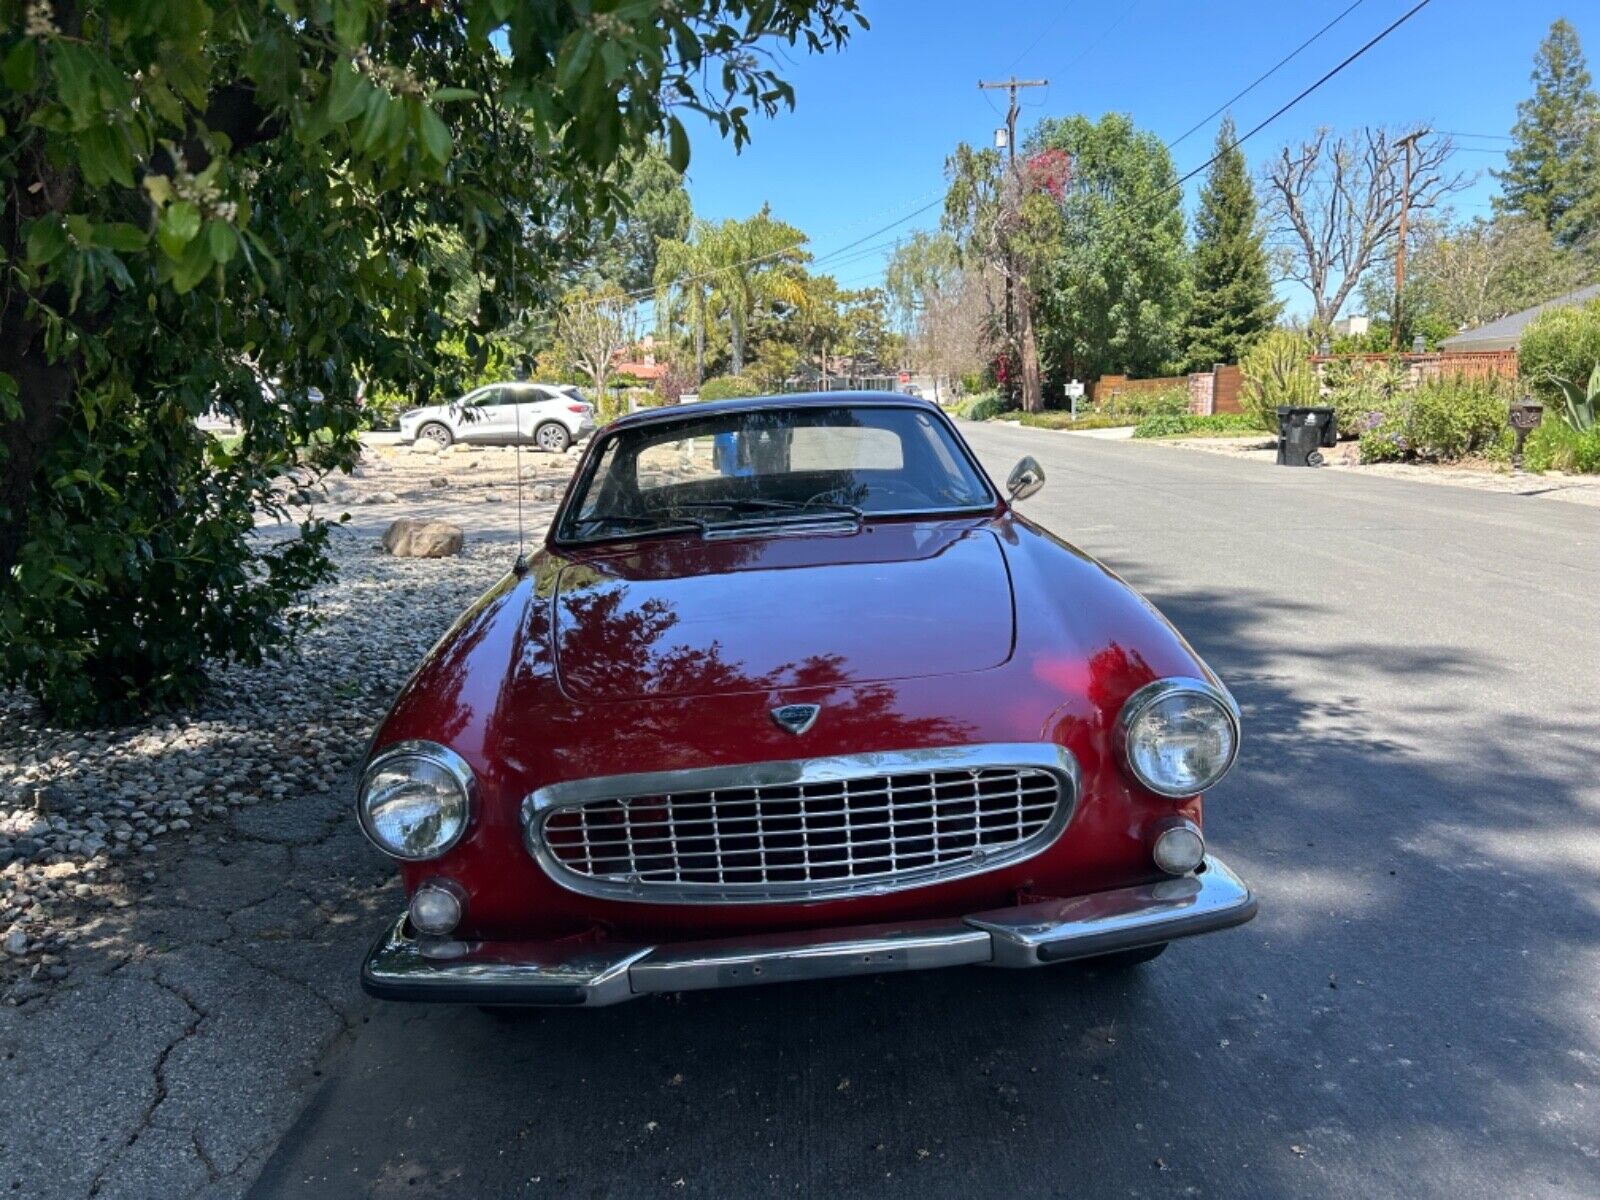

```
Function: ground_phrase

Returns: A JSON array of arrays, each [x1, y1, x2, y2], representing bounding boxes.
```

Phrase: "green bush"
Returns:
[[1522, 420, 1600, 473], [1357, 375, 1513, 464], [1132, 413, 1262, 438], [1094, 384, 1190, 419], [1519, 296, 1600, 408], [1320, 357, 1408, 441], [698, 374, 765, 402], [1239, 331, 1317, 431], [1011, 411, 1133, 430], [956, 392, 1011, 421]]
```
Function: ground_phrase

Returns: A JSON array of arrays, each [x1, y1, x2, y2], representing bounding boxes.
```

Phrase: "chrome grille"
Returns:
[[526, 746, 1077, 903]]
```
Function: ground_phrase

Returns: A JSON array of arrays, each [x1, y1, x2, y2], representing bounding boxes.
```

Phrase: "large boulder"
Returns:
[[381, 518, 464, 558]]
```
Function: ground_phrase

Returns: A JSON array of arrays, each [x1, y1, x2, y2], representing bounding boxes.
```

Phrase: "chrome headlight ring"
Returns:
[[1115, 677, 1241, 799], [357, 740, 476, 861]]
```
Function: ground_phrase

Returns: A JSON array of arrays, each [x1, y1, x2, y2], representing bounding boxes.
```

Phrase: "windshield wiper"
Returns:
[[569, 512, 707, 537], [674, 498, 865, 520]]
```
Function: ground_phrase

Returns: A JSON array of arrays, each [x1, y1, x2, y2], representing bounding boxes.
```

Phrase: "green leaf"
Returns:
[[93, 223, 149, 253], [326, 58, 367, 123], [25, 219, 68, 266], [429, 87, 479, 104], [205, 220, 239, 265], [557, 32, 595, 92], [418, 106, 452, 165], [666, 115, 690, 172], [2, 39, 36, 93], [170, 236, 213, 294], [158, 201, 202, 258], [333, 0, 367, 47]]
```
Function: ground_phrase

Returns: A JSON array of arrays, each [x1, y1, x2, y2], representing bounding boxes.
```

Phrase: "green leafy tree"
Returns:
[[702, 207, 811, 376], [581, 142, 692, 292], [1027, 114, 1191, 385], [1494, 19, 1600, 247], [654, 221, 718, 381], [883, 230, 960, 335], [0, 0, 866, 722], [1182, 116, 1277, 370]]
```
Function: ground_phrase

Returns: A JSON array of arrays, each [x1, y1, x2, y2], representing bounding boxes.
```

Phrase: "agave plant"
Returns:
[[1548, 364, 1599, 432]]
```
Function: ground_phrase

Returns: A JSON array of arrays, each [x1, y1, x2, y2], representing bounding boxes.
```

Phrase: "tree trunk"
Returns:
[[0, 314, 74, 578], [1019, 295, 1044, 414], [730, 305, 745, 377], [694, 308, 705, 383]]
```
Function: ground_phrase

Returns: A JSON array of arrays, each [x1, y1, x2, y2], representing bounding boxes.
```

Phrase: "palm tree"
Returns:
[[704, 207, 812, 377], [654, 221, 717, 382]]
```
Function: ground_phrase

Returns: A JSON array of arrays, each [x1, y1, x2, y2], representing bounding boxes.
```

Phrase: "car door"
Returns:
[[500, 385, 555, 444], [455, 386, 508, 443]]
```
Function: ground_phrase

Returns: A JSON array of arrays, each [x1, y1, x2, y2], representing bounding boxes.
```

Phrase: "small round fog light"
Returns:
[[1152, 822, 1205, 876], [408, 882, 464, 936]]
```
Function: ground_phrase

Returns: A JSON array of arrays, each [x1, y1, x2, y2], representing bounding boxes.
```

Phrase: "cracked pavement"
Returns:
[[0, 441, 569, 1199]]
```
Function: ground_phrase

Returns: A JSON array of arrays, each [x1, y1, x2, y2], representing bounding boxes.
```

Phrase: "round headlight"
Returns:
[[1116, 678, 1240, 798], [358, 741, 474, 860]]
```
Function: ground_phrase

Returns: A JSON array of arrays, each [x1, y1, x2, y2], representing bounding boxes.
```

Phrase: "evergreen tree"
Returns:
[[1183, 116, 1279, 369], [1494, 19, 1600, 247]]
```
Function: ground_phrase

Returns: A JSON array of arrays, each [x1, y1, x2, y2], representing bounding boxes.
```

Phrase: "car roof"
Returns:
[[606, 390, 940, 432]]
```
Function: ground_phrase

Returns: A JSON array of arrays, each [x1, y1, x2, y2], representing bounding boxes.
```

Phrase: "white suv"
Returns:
[[397, 383, 596, 452]]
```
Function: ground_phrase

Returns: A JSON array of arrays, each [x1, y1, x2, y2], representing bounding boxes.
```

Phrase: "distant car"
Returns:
[[357, 391, 1256, 1008], [900, 383, 923, 399], [398, 383, 596, 452]]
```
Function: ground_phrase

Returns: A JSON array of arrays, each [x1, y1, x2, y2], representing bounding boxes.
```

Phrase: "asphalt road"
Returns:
[[253, 425, 1600, 1199]]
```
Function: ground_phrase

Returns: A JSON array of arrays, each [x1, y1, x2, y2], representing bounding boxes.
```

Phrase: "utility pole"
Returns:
[[978, 77, 1047, 346], [1392, 129, 1426, 351]]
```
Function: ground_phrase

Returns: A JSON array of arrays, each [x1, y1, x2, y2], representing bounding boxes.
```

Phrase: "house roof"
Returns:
[[1439, 282, 1600, 351]]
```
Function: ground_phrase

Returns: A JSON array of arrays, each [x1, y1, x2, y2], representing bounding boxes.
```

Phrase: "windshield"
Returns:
[[557, 404, 995, 544]]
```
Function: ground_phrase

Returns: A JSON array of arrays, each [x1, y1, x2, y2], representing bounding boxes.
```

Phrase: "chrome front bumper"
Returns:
[[361, 855, 1257, 1007]]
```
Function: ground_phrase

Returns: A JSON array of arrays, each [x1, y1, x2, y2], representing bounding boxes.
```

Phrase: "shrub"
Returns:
[[1319, 356, 1408, 441], [1522, 420, 1600, 473], [1093, 384, 1190, 419], [1519, 296, 1600, 408], [1239, 331, 1317, 431], [698, 374, 765, 402], [963, 393, 1013, 421], [1357, 375, 1512, 464], [1012, 412, 1135, 430], [1132, 413, 1262, 438]]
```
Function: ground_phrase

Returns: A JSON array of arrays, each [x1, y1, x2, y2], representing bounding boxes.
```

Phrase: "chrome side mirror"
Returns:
[[1006, 456, 1045, 501]]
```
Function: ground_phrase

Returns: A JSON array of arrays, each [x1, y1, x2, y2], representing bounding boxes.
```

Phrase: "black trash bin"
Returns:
[[1276, 406, 1337, 466]]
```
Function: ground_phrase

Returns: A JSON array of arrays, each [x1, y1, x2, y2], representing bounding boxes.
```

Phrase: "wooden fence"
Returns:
[[1310, 349, 1520, 383]]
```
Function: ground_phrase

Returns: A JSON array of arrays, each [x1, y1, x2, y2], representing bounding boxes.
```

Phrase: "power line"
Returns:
[[1165, 0, 1368, 151], [1171, 0, 1437, 192]]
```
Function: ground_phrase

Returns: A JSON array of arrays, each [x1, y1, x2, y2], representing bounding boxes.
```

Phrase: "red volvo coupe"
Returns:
[[357, 393, 1256, 1006]]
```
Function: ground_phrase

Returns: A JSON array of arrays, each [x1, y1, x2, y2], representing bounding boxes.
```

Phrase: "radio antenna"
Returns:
[[510, 250, 529, 578]]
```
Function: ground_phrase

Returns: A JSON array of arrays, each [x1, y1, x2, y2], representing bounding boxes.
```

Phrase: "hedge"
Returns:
[[1132, 413, 1262, 438]]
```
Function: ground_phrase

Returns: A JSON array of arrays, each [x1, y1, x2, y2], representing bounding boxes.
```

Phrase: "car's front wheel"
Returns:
[[1077, 942, 1167, 971], [533, 421, 572, 453], [418, 421, 454, 449]]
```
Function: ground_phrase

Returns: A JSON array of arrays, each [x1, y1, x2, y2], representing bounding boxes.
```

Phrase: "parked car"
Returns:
[[397, 382, 595, 452], [356, 392, 1255, 1006]]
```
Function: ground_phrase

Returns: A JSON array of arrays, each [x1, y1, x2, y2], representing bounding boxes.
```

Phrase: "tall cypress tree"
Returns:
[[1182, 115, 1278, 370], [1494, 19, 1600, 247]]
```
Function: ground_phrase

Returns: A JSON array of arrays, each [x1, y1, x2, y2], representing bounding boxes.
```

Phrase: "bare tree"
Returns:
[[555, 285, 640, 419], [1262, 127, 1470, 329], [913, 267, 994, 392]]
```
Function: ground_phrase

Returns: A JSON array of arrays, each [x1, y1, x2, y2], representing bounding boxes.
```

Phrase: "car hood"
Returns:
[[551, 523, 1016, 702]]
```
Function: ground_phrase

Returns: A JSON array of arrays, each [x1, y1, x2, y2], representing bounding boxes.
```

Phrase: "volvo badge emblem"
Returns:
[[771, 703, 820, 736]]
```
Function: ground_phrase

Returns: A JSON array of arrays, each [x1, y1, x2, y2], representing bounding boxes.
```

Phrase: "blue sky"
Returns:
[[677, 0, 1594, 319]]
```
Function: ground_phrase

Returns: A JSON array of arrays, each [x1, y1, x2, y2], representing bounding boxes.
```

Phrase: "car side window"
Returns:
[[465, 387, 501, 409]]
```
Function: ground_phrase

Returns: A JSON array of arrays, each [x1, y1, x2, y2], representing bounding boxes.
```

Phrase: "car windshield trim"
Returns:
[[553, 402, 998, 548]]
